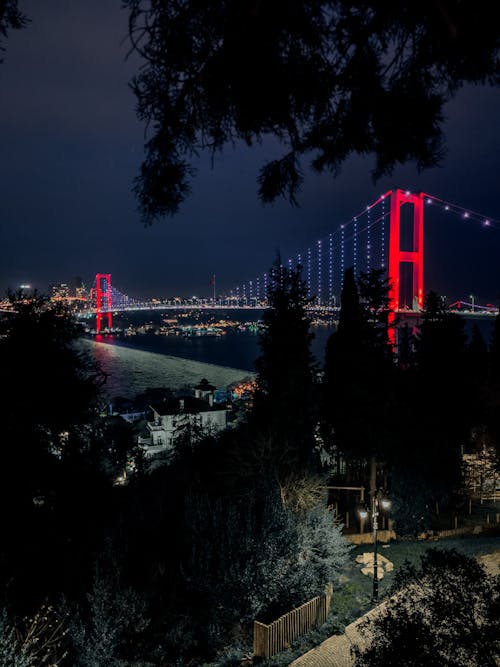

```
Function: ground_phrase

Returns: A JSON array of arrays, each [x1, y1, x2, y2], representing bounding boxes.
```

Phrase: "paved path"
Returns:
[[290, 550, 500, 667], [289, 634, 352, 667], [289, 605, 380, 667]]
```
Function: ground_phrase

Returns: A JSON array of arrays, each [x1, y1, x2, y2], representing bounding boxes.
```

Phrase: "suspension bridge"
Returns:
[[83, 188, 499, 333]]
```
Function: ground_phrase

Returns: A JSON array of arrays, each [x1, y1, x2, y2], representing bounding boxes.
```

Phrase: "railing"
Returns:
[[253, 584, 333, 659], [147, 424, 164, 431]]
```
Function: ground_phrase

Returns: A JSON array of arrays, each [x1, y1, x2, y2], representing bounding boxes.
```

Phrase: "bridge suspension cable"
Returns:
[[422, 193, 500, 229], [230, 187, 499, 311]]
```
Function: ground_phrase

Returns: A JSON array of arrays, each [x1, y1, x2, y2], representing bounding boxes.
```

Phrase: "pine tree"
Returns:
[[358, 268, 392, 357], [408, 291, 470, 497], [323, 268, 395, 480], [252, 258, 317, 467]]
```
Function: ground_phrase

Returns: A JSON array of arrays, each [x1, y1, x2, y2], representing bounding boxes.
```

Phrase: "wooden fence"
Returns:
[[253, 584, 333, 659]]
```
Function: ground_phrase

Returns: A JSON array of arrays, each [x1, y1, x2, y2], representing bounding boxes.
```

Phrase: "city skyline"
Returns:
[[1, 1, 500, 301]]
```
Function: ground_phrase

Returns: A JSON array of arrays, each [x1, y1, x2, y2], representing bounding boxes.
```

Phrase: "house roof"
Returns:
[[150, 396, 226, 416], [194, 378, 216, 391]]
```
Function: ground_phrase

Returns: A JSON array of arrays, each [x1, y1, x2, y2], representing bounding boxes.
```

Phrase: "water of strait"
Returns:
[[81, 309, 495, 399], [81, 309, 334, 398]]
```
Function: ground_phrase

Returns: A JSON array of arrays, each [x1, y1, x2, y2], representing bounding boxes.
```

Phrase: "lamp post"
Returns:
[[359, 491, 391, 602]]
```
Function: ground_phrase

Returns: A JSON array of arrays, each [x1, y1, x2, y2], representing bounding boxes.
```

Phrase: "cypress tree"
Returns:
[[410, 291, 470, 497], [323, 268, 395, 484], [252, 258, 317, 468]]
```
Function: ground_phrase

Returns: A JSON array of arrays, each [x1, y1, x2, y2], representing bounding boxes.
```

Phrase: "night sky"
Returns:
[[1, 0, 500, 301]]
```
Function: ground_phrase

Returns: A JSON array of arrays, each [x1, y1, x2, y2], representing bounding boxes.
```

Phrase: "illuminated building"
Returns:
[[71, 276, 87, 300], [50, 283, 69, 300], [138, 379, 228, 458]]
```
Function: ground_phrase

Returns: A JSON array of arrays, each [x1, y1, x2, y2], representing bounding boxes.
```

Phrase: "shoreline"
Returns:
[[79, 338, 254, 398]]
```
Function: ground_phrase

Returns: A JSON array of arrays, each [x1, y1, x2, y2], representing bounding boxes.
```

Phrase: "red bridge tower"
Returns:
[[388, 189, 424, 312], [95, 273, 112, 333]]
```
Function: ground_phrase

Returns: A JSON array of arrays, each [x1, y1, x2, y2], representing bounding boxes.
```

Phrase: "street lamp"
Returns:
[[358, 491, 391, 603]]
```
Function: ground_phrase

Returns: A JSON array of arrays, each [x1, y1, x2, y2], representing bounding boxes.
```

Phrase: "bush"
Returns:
[[68, 569, 148, 666], [182, 478, 351, 652], [0, 606, 66, 667], [353, 548, 500, 666]]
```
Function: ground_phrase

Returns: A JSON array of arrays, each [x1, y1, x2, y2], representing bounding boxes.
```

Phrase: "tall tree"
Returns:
[[414, 291, 467, 376], [0, 293, 104, 499], [357, 268, 393, 361], [0, 293, 113, 613], [407, 291, 470, 496], [323, 268, 395, 481], [253, 259, 317, 468], [124, 0, 500, 222]]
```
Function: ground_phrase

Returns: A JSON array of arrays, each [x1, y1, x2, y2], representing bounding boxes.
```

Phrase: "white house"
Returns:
[[139, 379, 228, 459]]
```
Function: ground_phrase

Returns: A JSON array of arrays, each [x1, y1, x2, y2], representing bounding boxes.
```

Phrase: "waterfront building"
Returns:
[[138, 378, 228, 459]]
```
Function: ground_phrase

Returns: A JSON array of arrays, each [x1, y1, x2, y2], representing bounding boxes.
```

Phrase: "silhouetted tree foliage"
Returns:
[[490, 309, 500, 387], [182, 482, 349, 644], [0, 611, 34, 667], [408, 290, 470, 495], [390, 294, 498, 534], [390, 468, 433, 536], [467, 323, 488, 382], [0, 294, 122, 614], [0, 294, 104, 473], [464, 324, 489, 427], [0, 293, 104, 494], [0, 605, 67, 667], [67, 566, 148, 667], [0, 0, 26, 63], [353, 549, 500, 666], [253, 259, 317, 468], [397, 322, 414, 370], [124, 0, 500, 222], [106, 453, 349, 662], [414, 291, 467, 376], [323, 278, 490, 534], [323, 268, 395, 466], [100, 415, 146, 477], [485, 311, 500, 459]]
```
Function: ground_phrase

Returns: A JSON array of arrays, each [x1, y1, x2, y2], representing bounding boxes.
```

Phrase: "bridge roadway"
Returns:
[[76, 305, 498, 317], [76, 304, 269, 317]]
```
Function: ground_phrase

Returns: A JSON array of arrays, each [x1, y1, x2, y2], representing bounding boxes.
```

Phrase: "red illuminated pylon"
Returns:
[[95, 273, 112, 333], [387, 190, 424, 345], [388, 189, 424, 312]]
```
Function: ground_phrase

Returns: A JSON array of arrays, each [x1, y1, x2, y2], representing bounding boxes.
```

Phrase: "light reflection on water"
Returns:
[[80, 339, 252, 398]]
